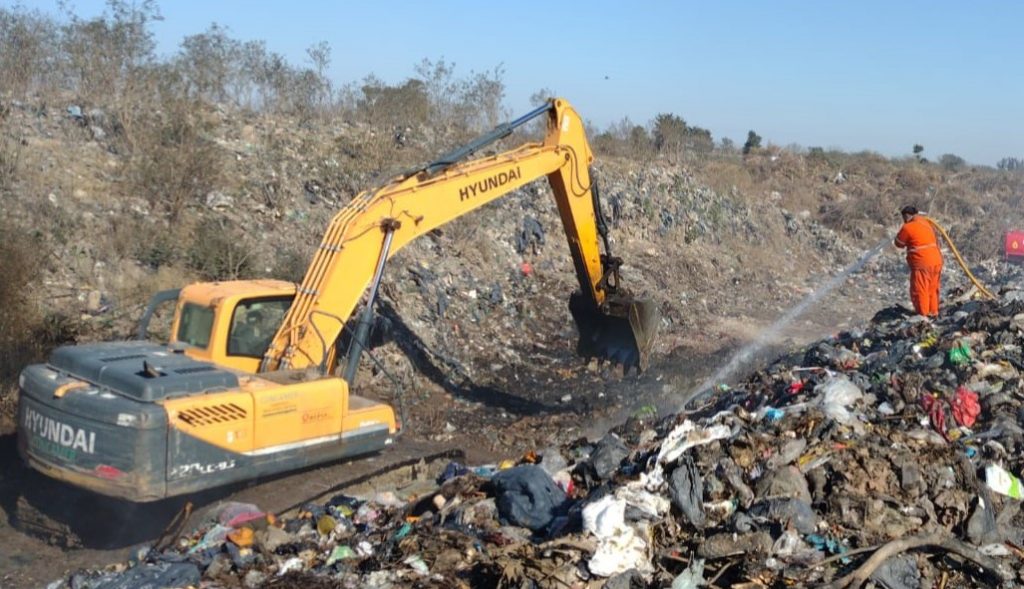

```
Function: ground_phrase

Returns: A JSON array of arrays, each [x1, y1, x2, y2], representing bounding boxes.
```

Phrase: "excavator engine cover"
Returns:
[[569, 291, 658, 372]]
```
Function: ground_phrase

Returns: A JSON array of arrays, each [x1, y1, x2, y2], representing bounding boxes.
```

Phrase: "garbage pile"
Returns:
[[51, 292, 1024, 588]]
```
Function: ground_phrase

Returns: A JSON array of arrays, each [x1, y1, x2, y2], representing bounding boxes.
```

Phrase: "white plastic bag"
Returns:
[[582, 496, 652, 577], [815, 376, 863, 425], [657, 419, 732, 464]]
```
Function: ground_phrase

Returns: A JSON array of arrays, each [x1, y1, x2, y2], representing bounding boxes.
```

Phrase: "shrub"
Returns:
[[0, 221, 45, 395], [273, 245, 315, 284], [742, 130, 762, 155], [127, 97, 224, 219], [186, 217, 254, 280], [60, 0, 160, 105], [939, 154, 966, 171], [893, 166, 931, 193], [0, 6, 60, 98]]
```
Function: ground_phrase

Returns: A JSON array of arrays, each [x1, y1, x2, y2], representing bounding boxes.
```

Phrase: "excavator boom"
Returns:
[[263, 98, 657, 374]]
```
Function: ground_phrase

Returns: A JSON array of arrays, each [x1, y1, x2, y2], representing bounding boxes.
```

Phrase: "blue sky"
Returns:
[[28, 1, 1024, 165]]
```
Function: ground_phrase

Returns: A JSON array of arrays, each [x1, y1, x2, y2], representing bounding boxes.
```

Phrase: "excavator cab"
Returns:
[[161, 280, 298, 374]]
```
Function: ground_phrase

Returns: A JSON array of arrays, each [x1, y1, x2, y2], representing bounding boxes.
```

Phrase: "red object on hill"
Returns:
[[1006, 231, 1024, 263]]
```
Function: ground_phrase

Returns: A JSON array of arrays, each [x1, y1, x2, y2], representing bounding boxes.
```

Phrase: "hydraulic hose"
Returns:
[[924, 217, 997, 300]]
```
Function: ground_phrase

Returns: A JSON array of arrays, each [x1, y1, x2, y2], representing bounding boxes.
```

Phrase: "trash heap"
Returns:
[[53, 293, 1024, 589]]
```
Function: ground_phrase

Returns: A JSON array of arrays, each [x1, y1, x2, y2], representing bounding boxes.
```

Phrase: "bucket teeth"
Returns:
[[569, 291, 659, 373]]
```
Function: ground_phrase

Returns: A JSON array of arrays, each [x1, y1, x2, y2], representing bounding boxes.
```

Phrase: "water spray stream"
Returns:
[[676, 237, 889, 410]]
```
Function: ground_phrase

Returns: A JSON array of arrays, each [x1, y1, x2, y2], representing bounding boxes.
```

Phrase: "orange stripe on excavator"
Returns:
[[160, 376, 396, 454]]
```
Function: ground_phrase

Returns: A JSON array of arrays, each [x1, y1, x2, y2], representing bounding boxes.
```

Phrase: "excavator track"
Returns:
[[10, 436, 465, 550], [226, 437, 466, 518]]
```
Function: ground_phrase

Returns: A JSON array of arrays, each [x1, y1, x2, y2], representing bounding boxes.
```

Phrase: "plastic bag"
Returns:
[[217, 502, 265, 528], [590, 434, 630, 480], [947, 340, 972, 366], [670, 558, 705, 589], [84, 563, 201, 589], [657, 420, 732, 465], [667, 456, 705, 528], [985, 464, 1023, 499], [951, 386, 980, 427], [492, 465, 567, 532], [815, 376, 863, 425], [583, 496, 626, 539]]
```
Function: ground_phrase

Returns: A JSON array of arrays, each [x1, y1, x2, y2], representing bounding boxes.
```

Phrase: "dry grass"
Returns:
[[0, 135, 20, 192], [701, 158, 755, 199]]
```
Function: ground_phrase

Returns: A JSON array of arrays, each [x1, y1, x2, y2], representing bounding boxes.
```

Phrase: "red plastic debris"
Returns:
[[1005, 230, 1024, 262], [787, 381, 805, 395], [951, 386, 981, 428], [920, 394, 948, 440], [519, 261, 533, 276]]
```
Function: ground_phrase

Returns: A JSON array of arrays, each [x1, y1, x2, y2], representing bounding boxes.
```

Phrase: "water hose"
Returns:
[[924, 217, 997, 300]]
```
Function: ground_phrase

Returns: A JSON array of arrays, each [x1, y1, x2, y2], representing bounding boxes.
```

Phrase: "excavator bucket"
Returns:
[[569, 291, 659, 373]]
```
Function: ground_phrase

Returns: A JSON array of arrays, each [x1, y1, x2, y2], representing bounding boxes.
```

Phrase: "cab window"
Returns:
[[228, 298, 291, 357], [176, 303, 215, 349]]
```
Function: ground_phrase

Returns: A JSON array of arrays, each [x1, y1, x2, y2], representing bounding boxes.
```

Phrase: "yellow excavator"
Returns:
[[16, 98, 658, 501]]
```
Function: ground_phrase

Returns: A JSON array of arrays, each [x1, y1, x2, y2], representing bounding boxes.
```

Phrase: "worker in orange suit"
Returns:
[[893, 205, 943, 317]]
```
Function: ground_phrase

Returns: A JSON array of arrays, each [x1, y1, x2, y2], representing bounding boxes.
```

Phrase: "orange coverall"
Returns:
[[894, 216, 943, 317]]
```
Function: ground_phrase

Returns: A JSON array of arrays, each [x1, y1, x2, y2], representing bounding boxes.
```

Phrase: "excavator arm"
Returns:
[[261, 98, 657, 376]]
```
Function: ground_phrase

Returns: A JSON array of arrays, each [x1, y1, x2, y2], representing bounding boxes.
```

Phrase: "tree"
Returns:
[[177, 23, 240, 103], [997, 157, 1024, 171], [742, 130, 762, 155], [412, 58, 507, 143], [0, 6, 60, 98], [60, 0, 162, 102], [629, 124, 652, 157], [652, 113, 686, 155], [305, 41, 332, 108], [913, 144, 924, 158], [719, 137, 735, 153], [358, 77, 429, 129], [685, 125, 713, 156]]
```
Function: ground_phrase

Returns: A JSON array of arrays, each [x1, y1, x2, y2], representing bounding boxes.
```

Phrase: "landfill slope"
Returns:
[[35, 274, 1024, 588]]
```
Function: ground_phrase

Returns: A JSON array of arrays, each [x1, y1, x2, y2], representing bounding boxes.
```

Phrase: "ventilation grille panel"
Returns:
[[178, 403, 247, 426]]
